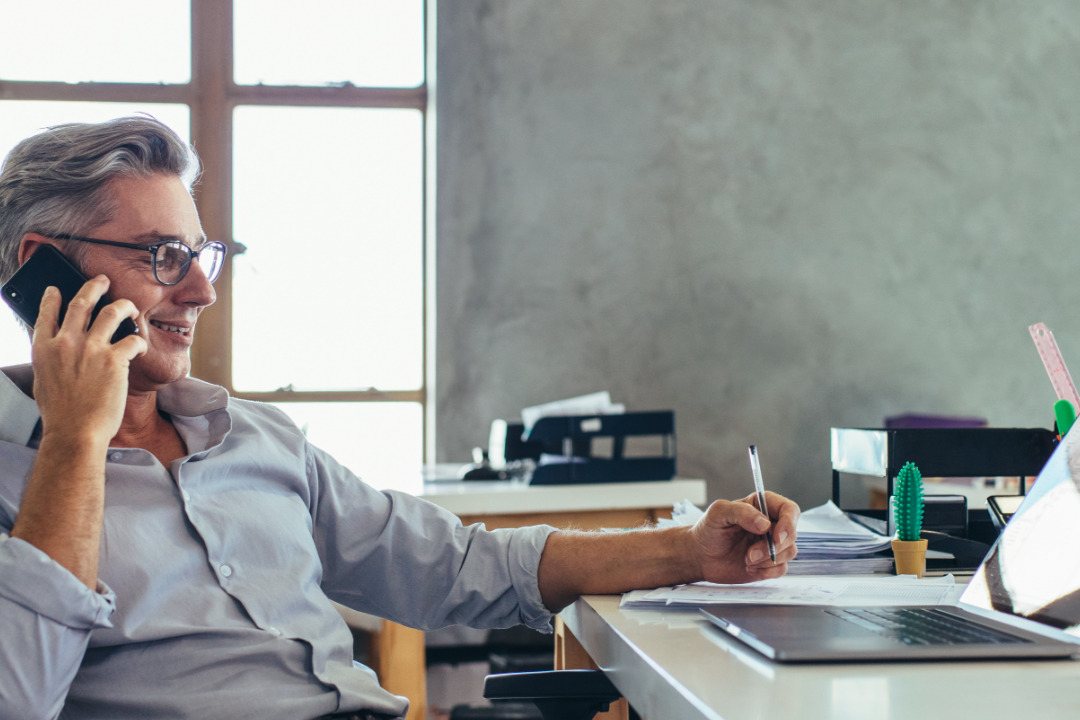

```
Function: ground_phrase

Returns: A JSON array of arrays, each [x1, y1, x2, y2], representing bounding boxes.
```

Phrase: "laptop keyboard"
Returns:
[[825, 607, 1030, 645]]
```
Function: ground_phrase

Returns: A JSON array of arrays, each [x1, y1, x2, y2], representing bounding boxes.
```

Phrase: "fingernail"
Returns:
[[749, 548, 763, 563], [778, 531, 788, 544], [754, 517, 770, 532]]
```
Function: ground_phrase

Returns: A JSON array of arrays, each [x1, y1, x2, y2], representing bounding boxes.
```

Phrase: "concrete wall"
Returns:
[[435, 0, 1080, 507]]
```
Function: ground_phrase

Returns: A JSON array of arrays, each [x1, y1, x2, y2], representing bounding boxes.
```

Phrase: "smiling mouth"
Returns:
[[150, 320, 192, 336]]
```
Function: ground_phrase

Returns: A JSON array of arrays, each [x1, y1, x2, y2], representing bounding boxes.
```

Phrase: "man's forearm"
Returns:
[[537, 526, 699, 612], [11, 433, 108, 588]]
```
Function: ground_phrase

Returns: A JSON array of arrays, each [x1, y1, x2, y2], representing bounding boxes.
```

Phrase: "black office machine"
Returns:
[[518, 410, 677, 485], [830, 426, 1057, 542]]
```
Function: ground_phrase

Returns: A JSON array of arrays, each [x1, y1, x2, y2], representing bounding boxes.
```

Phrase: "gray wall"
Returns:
[[435, 1, 1080, 508]]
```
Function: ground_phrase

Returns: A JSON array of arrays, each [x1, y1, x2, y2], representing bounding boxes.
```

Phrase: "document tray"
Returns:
[[523, 410, 676, 485]]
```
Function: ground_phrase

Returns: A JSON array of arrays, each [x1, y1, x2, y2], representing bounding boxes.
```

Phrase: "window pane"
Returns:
[[0, 0, 190, 83], [234, 0, 423, 87], [273, 402, 423, 493], [232, 106, 423, 392], [0, 101, 191, 368]]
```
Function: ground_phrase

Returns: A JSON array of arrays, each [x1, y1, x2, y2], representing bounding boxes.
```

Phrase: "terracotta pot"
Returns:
[[891, 538, 928, 578]]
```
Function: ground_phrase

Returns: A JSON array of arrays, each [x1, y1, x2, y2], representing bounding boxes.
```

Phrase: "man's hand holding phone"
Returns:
[[31, 274, 147, 445], [1, 244, 146, 440]]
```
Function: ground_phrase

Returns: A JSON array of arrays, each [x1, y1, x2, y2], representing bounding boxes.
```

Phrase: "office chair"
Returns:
[[480, 669, 622, 720]]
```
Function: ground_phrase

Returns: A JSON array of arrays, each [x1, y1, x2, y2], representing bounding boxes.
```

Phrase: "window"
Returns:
[[0, 0, 430, 491]]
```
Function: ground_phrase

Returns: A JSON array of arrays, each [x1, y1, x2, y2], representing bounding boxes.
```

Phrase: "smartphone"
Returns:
[[1, 244, 139, 344], [987, 494, 1025, 532]]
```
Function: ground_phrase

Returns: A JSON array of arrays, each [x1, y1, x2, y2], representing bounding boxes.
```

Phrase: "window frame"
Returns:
[[0, 0, 434, 461]]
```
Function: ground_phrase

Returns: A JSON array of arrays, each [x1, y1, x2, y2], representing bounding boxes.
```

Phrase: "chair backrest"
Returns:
[[480, 670, 621, 720]]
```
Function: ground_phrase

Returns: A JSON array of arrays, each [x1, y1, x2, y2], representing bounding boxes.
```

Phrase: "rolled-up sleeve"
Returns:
[[308, 446, 557, 633], [0, 535, 115, 720]]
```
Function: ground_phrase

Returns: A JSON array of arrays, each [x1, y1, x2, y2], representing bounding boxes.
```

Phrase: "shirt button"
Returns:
[[108, 451, 123, 462], [219, 564, 233, 578], [268, 626, 282, 636]]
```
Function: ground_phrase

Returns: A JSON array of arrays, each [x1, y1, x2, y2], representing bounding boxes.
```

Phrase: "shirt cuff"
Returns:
[[509, 524, 559, 632], [0, 535, 115, 629]]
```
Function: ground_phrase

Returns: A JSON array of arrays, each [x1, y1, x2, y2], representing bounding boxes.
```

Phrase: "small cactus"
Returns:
[[893, 462, 924, 542]]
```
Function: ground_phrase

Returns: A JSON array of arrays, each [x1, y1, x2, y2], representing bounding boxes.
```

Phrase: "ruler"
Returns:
[[1029, 322, 1080, 412]]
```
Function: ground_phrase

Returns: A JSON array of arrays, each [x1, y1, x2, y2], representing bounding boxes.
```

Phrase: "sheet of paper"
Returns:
[[621, 574, 965, 609], [798, 500, 882, 536], [520, 391, 625, 433]]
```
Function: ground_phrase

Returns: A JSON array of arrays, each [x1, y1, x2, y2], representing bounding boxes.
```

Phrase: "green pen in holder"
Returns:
[[891, 461, 927, 577], [1055, 399, 1076, 439]]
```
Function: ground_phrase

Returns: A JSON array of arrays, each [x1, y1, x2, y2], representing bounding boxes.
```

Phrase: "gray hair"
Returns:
[[0, 115, 200, 285]]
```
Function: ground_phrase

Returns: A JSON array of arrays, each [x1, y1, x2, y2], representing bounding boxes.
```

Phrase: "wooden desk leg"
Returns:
[[368, 620, 427, 720], [555, 617, 630, 720]]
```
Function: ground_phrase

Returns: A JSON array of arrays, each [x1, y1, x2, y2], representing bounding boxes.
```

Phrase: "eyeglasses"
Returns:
[[49, 233, 228, 286]]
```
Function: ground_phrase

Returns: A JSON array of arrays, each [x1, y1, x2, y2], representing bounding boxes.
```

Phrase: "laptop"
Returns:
[[700, 432, 1080, 662]]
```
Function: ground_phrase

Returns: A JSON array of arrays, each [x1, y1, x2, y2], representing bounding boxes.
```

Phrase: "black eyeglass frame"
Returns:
[[47, 233, 228, 286]]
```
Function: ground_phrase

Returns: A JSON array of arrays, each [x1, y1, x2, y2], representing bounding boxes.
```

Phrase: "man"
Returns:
[[0, 116, 799, 720]]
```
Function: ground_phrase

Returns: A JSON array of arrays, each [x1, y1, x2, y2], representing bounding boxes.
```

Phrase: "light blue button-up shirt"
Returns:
[[0, 365, 556, 720]]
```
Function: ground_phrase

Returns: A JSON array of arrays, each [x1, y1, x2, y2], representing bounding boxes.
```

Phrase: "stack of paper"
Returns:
[[787, 500, 894, 574]]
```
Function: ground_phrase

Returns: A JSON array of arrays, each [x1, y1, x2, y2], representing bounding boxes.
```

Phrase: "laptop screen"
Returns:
[[962, 428, 1080, 637]]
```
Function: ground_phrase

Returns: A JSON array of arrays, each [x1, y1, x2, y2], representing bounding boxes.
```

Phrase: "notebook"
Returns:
[[700, 431, 1080, 662]]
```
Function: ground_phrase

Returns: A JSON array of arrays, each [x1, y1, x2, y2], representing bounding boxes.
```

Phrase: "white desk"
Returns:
[[558, 594, 1080, 720], [356, 478, 707, 720], [422, 478, 708, 528]]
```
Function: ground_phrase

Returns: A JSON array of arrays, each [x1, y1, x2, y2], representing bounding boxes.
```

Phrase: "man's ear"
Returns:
[[17, 233, 52, 266]]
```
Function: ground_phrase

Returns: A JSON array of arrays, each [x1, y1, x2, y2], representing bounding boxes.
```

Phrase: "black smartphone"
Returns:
[[1, 244, 139, 344], [987, 494, 1025, 532]]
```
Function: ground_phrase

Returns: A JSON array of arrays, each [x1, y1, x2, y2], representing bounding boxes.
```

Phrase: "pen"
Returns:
[[1055, 399, 1076, 439], [747, 445, 776, 563]]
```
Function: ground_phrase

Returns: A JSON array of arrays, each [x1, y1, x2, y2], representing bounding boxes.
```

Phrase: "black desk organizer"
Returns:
[[522, 410, 676, 485], [831, 427, 1058, 546]]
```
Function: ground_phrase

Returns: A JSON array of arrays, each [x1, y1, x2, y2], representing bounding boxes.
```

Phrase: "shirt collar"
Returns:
[[0, 364, 41, 446], [157, 375, 230, 417], [157, 375, 232, 456]]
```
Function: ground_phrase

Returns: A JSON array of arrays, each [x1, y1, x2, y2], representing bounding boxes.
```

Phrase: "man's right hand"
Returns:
[[30, 276, 146, 444]]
